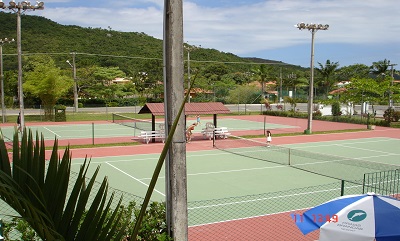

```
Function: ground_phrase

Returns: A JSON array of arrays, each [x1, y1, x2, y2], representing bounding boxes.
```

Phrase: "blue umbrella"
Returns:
[[293, 193, 400, 241]]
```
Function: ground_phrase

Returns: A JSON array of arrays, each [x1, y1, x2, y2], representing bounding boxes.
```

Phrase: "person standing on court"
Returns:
[[186, 122, 198, 143], [196, 115, 201, 125], [266, 130, 272, 147]]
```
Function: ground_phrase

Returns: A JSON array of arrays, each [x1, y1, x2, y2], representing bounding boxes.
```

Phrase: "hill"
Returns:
[[0, 12, 299, 73]]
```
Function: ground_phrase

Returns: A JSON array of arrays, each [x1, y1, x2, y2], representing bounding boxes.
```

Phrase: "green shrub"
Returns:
[[54, 104, 66, 122], [3, 201, 171, 241]]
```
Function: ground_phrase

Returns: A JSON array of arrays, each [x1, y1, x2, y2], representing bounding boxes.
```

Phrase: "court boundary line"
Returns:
[[43, 126, 61, 138], [106, 162, 165, 197]]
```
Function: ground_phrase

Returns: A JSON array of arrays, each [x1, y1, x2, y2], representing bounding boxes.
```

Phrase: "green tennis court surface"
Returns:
[[0, 117, 297, 141], [0, 123, 140, 140], [193, 117, 297, 132], [70, 137, 400, 225]]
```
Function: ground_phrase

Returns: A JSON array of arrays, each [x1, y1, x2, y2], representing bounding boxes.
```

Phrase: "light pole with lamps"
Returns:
[[0, 37, 14, 123], [66, 52, 78, 112], [0, 1, 44, 130], [184, 44, 198, 103], [295, 22, 329, 134]]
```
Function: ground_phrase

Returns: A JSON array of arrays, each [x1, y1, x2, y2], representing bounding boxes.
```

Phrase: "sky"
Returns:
[[18, 0, 400, 68]]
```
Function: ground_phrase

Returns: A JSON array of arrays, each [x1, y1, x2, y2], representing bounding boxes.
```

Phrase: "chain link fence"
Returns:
[[188, 178, 399, 241]]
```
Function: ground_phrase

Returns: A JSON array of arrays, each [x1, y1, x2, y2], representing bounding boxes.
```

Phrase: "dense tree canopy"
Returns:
[[23, 55, 73, 119]]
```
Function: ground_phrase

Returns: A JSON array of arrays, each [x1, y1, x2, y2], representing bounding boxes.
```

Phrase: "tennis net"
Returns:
[[214, 135, 400, 182], [112, 113, 153, 131]]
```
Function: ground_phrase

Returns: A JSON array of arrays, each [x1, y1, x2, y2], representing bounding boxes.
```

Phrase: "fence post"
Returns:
[[92, 122, 94, 145], [212, 130, 216, 148], [0, 219, 3, 241], [340, 180, 345, 196]]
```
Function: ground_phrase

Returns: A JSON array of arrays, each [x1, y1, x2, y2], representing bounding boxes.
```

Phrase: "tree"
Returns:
[[227, 84, 260, 104], [338, 77, 388, 114], [23, 55, 73, 120], [0, 129, 129, 240], [251, 64, 270, 96], [316, 60, 339, 96], [335, 64, 370, 81], [370, 59, 391, 79]]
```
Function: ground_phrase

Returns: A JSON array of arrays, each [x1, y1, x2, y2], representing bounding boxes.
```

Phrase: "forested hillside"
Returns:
[[0, 12, 306, 109], [0, 12, 290, 73]]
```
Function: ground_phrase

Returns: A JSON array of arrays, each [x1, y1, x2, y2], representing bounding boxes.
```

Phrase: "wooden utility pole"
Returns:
[[163, 0, 188, 240]]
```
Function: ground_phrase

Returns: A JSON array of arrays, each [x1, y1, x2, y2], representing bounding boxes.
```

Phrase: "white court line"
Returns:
[[71, 151, 233, 165], [334, 143, 400, 155], [43, 126, 61, 138], [287, 138, 398, 149], [140, 165, 286, 181], [106, 162, 165, 197], [188, 184, 361, 210]]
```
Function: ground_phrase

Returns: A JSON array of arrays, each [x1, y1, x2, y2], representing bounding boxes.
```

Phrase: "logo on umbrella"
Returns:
[[347, 210, 367, 222]]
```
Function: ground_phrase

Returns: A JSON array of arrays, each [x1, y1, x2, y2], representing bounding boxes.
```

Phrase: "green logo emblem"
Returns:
[[347, 210, 367, 222]]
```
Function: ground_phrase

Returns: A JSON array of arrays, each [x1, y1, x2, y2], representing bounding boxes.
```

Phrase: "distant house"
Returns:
[[112, 77, 130, 84]]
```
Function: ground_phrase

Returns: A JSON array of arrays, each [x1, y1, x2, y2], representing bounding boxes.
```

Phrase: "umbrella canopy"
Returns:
[[294, 193, 400, 241]]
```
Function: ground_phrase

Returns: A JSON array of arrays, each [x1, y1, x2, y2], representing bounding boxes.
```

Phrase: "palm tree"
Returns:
[[0, 129, 129, 240], [251, 64, 270, 96], [370, 59, 391, 79], [316, 60, 339, 96]]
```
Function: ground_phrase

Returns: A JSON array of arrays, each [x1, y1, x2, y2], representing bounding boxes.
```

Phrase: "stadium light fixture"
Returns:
[[1, 1, 44, 130], [0, 37, 15, 123], [295, 22, 329, 134]]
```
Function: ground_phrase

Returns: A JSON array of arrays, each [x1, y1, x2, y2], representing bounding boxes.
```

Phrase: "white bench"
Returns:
[[201, 122, 215, 140], [214, 127, 231, 139], [139, 130, 165, 144]]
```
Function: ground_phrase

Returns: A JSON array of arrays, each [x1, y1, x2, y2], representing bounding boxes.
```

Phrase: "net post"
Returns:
[[92, 122, 95, 145], [212, 130, 216, 147], [340, 180, 345, 196], [362, 173, 366, 194], [112, 113, 115, 123]]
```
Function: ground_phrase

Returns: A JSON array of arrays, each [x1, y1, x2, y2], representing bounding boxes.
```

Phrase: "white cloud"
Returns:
[[36, 0, 400, 66]]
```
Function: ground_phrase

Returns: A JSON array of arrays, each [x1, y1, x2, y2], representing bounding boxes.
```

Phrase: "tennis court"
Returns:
[[69, 136, 400, 228], [0, 116, 296, 142]]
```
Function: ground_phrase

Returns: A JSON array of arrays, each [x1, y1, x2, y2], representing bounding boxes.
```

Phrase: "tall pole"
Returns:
[[389, 64, 397, 108], [187, 50, 190, 103], [279, 67, 282, 103], [72, 52, 78, 112], [164, 0, 187, 240], [0, 38, 14, 123], [0, 44, 4, 123], [2, 1, 45, 130], [307, 29, 315, 133], [295, 23, 329, 134], [17, 8, 25, 130]]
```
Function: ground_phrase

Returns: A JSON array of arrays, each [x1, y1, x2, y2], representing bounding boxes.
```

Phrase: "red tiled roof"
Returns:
[[138, 102, 231, 116], [329, 87, 347, 94]]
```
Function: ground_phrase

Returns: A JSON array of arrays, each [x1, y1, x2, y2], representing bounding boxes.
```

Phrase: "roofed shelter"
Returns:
[[138, 102, 231, 131]]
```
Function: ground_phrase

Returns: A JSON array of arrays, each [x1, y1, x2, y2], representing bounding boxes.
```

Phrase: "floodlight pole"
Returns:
[[1, 1, 45, 130], [67, 52, 78, 112], [184, 44, 197, 103], [389, 63, 397, 108], [0, 38, 14, 123], [295, 23, 329, 134]]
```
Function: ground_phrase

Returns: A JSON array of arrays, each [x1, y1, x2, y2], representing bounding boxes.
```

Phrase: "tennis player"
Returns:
[[186, 123, 198, 143], [266, 130, 272, 147]]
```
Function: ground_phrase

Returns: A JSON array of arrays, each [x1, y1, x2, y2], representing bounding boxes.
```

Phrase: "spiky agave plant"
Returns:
[[0, 128, 129, 240]]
